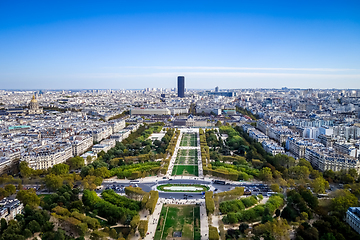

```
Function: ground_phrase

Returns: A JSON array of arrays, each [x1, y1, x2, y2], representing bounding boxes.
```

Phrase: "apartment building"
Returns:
[[109, 120, 126, 133], [249, 129, 269, 143], [0, 198, 23, 221], [333, 141, 360, 158], [70, 135, 93, 156], [20, 143, 73, 170], [286, 137, 323, 159], [346, 207, 360, 234], [262, 140, 285, 155], [305, 146, 360, 173]]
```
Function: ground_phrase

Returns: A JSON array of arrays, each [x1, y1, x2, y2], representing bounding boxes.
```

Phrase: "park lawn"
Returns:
[[172, 165, 199, 176], [175, 156, 186, 164], [189, 149, 198, 156], [180, 133, 198, 147], [154, 205, 200, 240]]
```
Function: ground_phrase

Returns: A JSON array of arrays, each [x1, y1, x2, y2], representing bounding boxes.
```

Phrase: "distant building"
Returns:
[[177, 76, 185, 98], [346, 207, 360, 234], [208, 91, 236, 97], [28, 95, 43, 115], [215, 86, 219, 92], [130, 108, 171, 115]]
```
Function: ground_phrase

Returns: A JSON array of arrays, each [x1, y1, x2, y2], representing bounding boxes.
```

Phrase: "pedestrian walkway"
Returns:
[[144, 198, 163, 240], [166, 131, 183, 176], [200, 201, 209, 240]]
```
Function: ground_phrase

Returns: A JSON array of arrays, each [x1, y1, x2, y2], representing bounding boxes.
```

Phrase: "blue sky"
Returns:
[[0, 0, 359, 89]]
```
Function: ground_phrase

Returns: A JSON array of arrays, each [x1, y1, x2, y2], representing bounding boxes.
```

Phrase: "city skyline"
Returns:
[[1, 1, 360, 89]]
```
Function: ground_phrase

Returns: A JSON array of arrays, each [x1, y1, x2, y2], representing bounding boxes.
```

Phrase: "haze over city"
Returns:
[[1, 0, 360, 89]]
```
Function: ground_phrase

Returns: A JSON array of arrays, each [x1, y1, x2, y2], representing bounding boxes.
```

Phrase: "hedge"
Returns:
[[205, 191, 215, 214], [138, 220, 148, 238], [146, 191, 159, 214], [209, 226, 220, 240], [130, 215, 140, 229], [215, 187, 244, 200], [125, 186, 146, 201], [101, 189, 141, 211]]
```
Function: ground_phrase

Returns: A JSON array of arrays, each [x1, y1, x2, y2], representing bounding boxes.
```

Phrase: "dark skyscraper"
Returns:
[[177, 76, 185, 98]]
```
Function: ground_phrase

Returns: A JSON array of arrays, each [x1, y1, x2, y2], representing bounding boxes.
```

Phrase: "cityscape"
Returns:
[[0, 1, 360, 240]]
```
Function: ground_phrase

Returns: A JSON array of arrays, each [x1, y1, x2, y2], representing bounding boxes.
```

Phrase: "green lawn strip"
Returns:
[[173, 165, 199, 176], [171, 164, 179, 176], [154, 206, 168, 240], [155, 205, 198, 240], [194, 206, 201, 240], [157, 184, 209, 192]]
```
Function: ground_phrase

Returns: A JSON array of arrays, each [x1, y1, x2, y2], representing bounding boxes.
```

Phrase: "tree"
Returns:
[[348, 169, 358, 179], [300, 212, 308, 221], [94, 167, 111, 178], [51, 163, 69, 175], [23, 228, 32, 238], [215, 121, 222, 127], [289, 166, 310, 180], [253, 218, 290, 240], [44, 174, 63, 191], [109, 228, 117, 239], [320, 233, 336, 240], [82, 175, 103, 190], [311, 177, 329, 194], [1, 218, 7, 231], [19, 161, 33, 177], [4, 184, 16, 195], [259, 167, 273, 181], [28, 220, 41, 233], [270, 184, 280, 193], [16, 189, 40, 208], [239, 223, 249, 233], [245, 150, 253, 162], [331, 190, 358, 216], [68, 156, 85, 170]]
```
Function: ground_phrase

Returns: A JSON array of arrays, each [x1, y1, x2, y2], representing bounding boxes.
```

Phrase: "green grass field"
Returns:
[[172, 165, 199, 176], [180, 133, 198, 147], [154, 205, 201, 240], [174, 149, 198, 165]]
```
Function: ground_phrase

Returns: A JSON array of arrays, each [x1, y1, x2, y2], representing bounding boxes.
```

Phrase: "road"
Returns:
[[101, 177, 270, 200]]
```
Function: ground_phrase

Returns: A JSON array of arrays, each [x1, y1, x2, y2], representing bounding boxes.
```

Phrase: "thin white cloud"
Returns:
[[71, 71, 360, 79], [105, 66, 358, 72]]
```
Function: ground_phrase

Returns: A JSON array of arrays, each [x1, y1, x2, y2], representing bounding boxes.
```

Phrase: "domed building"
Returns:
[[28, 95, 43, 115]]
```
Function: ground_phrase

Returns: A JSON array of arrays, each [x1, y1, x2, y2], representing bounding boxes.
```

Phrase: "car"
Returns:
[[162, 177, 167, 179], [214, 188, 218, 191], [169, 179, 173, 181], [188, 195, 193, 197]]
